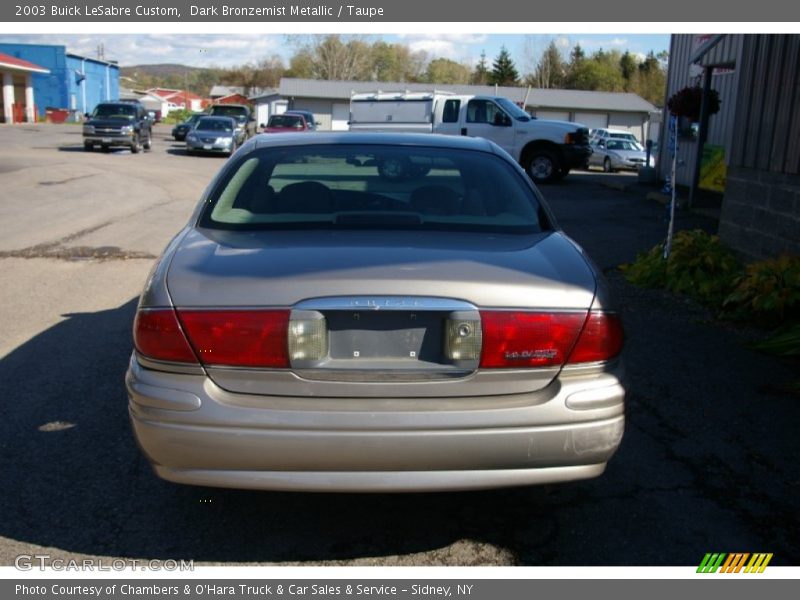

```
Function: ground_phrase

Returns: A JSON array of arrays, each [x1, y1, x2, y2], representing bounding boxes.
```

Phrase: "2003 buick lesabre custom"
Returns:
[[127, 132, 625, 492]]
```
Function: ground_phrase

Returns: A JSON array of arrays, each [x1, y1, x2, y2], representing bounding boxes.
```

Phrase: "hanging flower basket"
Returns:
[[667, 86, 721, 122]]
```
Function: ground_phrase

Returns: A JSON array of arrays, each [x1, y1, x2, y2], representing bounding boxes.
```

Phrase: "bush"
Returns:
[[163, 108, 193, 125], [752, 323, 800, 357], [621, 230, 741, 306], [722, 255, 800, 327]]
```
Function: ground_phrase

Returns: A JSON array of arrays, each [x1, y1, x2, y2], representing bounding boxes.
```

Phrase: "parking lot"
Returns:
[[0, 123, 798, 566]]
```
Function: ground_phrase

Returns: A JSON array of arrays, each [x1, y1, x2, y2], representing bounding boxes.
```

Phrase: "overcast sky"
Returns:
[[0, 33, 670, 70]]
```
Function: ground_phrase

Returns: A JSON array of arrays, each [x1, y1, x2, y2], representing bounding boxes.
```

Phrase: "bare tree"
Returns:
[[288, 35, 374, 81]]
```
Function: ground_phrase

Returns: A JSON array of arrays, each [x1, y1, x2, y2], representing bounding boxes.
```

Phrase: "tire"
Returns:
[[131, 134, 142, 154], [603, 157, 613, 173], [525, 150, 561, 184], [84, 142, 93, 152], [228, 142, 237, 156], [143, 134, 152, 151], [378, 157, 409, 181]]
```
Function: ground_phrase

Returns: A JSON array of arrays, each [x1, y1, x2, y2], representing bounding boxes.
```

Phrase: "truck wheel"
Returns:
[[131, 134, 142, 154], [526, 151, 560, 184], [378, 158, 408, 181]]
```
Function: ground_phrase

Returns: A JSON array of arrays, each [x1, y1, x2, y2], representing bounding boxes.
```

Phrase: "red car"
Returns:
[[263, 113, 313, 133]]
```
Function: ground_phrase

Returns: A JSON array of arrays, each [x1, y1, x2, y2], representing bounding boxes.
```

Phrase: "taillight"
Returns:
[[479, 310, 623, 369], [177, 310, 290, 368], [134, 309, 198, 364], [480, 311, 586, 368], [567, 311, 624, 364]]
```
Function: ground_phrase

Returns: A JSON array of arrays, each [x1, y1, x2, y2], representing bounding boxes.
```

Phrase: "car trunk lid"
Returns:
[[164, 229, 598, 397]]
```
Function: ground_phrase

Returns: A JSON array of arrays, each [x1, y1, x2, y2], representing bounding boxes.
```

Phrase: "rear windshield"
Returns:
[[199, 144, 549, 234], [268, 115, 304, 128], [210, 106, 248, 119], [196, 117, 234, 132]]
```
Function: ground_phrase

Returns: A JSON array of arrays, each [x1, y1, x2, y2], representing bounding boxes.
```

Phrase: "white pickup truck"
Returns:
[[349, 91, 591, 183]]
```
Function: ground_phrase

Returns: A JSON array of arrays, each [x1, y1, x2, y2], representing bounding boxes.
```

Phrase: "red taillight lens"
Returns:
[[134, 309, 198, 364], [567, 311, 624, 364], [480, 311, 587, 368], [479, 310, 623, 369], [177, 310, 290, 368]]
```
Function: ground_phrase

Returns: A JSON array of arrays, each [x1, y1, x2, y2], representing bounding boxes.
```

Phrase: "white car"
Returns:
[[590, 128, 644, 150], [588, 139, 654, 172]]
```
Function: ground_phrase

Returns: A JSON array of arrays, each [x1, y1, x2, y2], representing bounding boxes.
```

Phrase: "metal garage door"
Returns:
[[332, 102, 350, 131], [292, 99, 332, 130], [574, 112, 608, 129], [535, 110, 569, 121], [607, 113, 646, 142]]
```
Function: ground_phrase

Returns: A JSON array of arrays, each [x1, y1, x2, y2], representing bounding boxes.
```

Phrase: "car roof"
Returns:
[[250, 132, 498, 153]]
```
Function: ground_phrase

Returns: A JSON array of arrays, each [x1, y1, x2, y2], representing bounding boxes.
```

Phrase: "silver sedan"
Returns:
[[588, 139, 654, 172], [185, 116, 244, 156], [127, 133, 625, 492]]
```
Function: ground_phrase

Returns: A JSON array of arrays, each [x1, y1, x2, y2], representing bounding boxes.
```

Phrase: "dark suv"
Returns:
[[83, 101, 153, 153], [208, 103, 256, 140]]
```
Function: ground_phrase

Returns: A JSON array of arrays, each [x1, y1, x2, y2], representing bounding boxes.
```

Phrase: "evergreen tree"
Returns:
[[489, 46, 520, 86], [472, 51, 489, 85]]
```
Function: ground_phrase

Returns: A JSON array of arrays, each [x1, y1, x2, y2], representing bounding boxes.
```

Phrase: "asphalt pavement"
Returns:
[[0, 125, 797, 566]]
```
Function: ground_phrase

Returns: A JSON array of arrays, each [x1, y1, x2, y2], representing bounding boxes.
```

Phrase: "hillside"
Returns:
[[120, 63, 205, 78], [120, 63, 224, 95]]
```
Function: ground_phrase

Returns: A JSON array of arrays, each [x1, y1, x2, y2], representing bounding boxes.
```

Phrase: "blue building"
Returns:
[[0, 43, 119, 119]]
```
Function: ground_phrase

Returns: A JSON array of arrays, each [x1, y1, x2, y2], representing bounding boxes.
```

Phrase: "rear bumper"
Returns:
[[127, 355, 625, 492]]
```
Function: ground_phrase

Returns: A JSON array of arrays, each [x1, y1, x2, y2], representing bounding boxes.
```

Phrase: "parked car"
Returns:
[[185, 116, 243, 156], [283, 110, 317, 130], [128, 132, 625, 492], [172, 113, 203, 141], [83, 101, 152, 153], [207, 103, 256, 139], [589, 128, 643, 150], [262, 113, 313, 133], [588, 139, 654, 172]]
